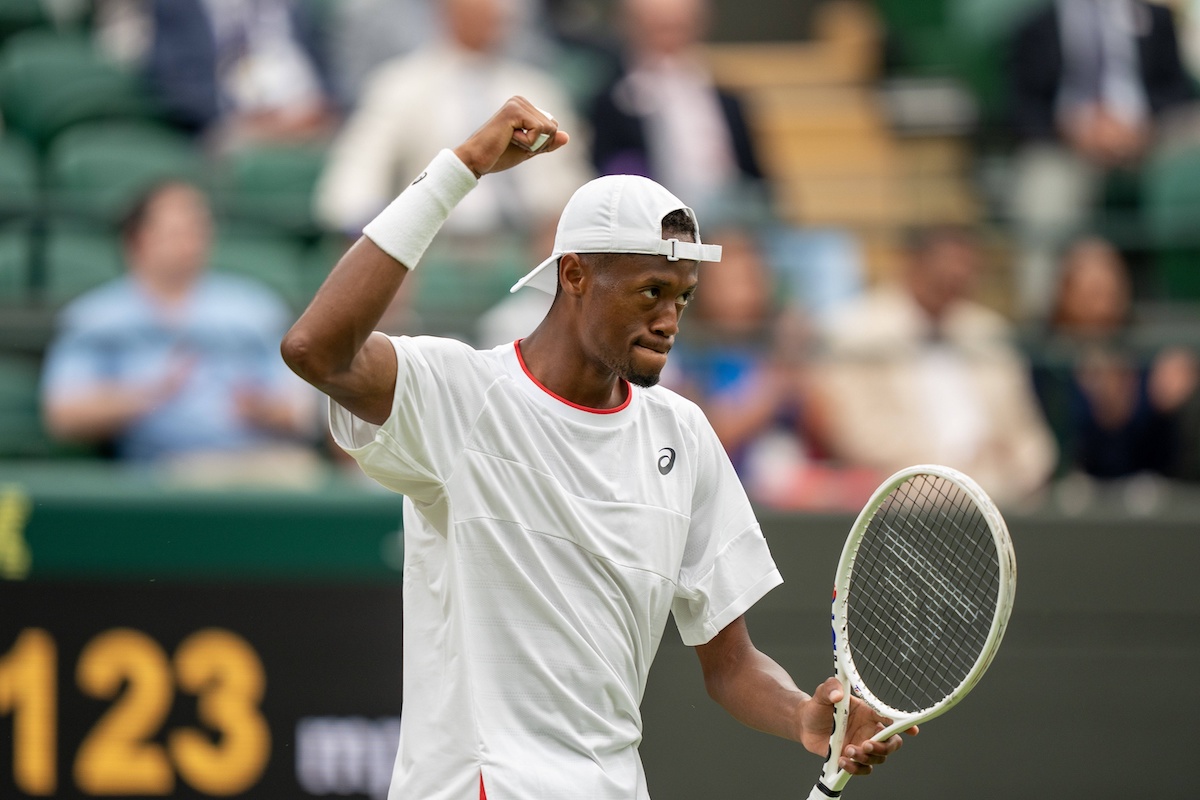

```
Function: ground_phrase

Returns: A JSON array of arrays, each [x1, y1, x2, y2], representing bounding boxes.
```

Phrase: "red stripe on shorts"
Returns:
[[479, 771, 486, 800]]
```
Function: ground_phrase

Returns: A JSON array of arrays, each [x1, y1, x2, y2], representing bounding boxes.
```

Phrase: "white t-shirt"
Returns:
[[330, 336, 782, 800]]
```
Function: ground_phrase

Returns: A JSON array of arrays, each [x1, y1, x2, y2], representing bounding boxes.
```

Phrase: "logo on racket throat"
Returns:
[[657, 447, 676, 475]]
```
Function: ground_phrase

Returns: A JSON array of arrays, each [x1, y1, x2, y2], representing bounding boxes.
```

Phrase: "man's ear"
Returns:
[[558, 253, 587, 297]]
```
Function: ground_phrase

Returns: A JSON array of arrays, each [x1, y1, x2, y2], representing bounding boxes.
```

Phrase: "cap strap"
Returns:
[[657, 238, 722, 263]]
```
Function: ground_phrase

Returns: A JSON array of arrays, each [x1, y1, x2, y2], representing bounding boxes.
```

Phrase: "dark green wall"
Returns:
[[3, 465, 1199, 798], [640, 511, 1200, 799]]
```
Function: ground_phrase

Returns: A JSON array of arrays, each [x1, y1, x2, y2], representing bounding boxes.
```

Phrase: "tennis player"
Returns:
[[282, 96, 911, 799]]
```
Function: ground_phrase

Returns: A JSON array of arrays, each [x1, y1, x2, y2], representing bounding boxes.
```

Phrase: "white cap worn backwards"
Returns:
[[510, 174, 723, 294]]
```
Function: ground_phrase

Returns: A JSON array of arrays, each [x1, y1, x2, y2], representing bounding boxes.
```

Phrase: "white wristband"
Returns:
[[362, 149, 478, 269]]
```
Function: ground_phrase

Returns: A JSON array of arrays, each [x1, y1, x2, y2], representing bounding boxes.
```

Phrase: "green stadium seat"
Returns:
[[41, 224, 124, 306], [300, 232, 349, 299], [0, 223, 31, 302], [0, 0, 52, 45], [0, 29, 157, 149], [44, 120, 206, 224], [0, 135, 38, 221], [1142, 144, 1200, 300], [874, 0, 1049, 125], [214, 143, 327, 235], [0, 352, 56, 457], [415, 236, 529, 338], [210, 229, 309, 312]]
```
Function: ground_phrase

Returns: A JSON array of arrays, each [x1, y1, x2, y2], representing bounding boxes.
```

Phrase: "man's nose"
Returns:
[[652, 304, 681, 338]]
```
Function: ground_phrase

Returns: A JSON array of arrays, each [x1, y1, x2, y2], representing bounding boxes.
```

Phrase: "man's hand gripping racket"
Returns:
[[808, 464, 1016, 799]]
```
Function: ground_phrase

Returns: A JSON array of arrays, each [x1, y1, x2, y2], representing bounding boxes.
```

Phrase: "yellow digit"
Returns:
[[0, 485, 32, 580], [169, 629, 270, 795], [0, 629, 56, 795], [74, 629, 174, 795]]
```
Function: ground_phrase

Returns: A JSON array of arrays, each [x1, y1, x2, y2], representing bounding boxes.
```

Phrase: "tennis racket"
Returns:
[[807, 464, 1016, 799]]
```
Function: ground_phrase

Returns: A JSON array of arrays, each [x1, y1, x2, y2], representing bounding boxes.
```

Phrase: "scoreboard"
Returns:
[[1, 581, 404, 799], [2, 580, 406, 799], [0, 469, 407, 800]]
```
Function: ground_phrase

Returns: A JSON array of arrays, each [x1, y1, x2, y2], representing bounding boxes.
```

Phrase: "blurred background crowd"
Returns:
[[3, 0, 1200, 512]]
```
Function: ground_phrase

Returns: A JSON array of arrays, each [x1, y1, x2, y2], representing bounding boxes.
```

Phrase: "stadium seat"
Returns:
[[41, 224, 124, 306], [0, 0, 51, 45], [214, 143, 328, 235], [300, 233, 348, 299], [0, 352, 56, 457], [44, 120, 206, 224], [1142, 144, 1200, 300], [0, 29, 157, 149], [873, 0, 1048, 125], [415, 236, 529, 339], [0, 223, 31, 302], [0, 134, 38, 221], [210, 229, 309, 312], [0, 140, 36, 302]]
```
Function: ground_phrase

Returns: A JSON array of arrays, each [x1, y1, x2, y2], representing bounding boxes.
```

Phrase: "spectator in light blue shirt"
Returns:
[[41, 181, 320, 483]]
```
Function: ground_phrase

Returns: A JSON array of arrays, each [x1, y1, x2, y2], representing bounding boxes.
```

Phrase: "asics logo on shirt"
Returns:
[[411, 171, 428, 185], [657, 447, 676, 475]]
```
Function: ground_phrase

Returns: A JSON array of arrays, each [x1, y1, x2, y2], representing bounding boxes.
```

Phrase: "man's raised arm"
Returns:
[[280, 97, 566, 424]]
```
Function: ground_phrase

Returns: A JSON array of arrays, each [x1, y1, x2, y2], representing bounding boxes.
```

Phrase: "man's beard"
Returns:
[[604, 351, 662, 389], [626, 370, 661, 388]]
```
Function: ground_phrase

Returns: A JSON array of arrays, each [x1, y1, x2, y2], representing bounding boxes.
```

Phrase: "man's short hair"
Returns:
[[662, 208, 697, 241]]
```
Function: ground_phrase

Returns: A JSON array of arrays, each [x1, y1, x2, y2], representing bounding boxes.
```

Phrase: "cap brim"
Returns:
[[510, 239, 723, 295], [510, 254, 559, 294]]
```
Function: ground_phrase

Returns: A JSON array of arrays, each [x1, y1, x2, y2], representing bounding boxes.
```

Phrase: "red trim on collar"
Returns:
[[513, 340, 631, 414]]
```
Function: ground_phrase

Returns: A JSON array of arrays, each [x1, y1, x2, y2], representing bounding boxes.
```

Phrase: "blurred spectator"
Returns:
[[326, 0, 563, 108], [313, 0, 592, 238], [668, 228, 850, 507], [325, 0, 438, 107], [818, 225, 1057, 506], [40, 181, 321, 486], [144, 0, 338, 152], [762, 225, 866, 332], [92, 0, 154, 65], [1005, 0, 1198, 318], [587, 0, 768, 221], [1168, 348, 1200, 481], [1033, 235, 1199, 479]]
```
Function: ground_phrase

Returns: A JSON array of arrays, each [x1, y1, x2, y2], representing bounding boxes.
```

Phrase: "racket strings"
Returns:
[[846, 475, 1000, 714]]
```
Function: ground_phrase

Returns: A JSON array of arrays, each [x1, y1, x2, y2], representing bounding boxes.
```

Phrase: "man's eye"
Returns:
[[641, 287, 660, 299], [678, 291, 694, 306]]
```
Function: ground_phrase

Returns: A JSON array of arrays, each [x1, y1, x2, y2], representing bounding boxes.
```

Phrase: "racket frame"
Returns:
[[808, 464, 1016, 799]]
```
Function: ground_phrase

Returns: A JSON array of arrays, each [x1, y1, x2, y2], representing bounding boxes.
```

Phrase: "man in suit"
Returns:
[[145, 0, 338, 150], [1005, 0, 1197, 318], [587, 0, 766, 221]]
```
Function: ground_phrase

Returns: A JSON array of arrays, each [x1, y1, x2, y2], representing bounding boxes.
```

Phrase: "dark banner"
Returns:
[[0, 581, 403, 800], [4, 514, 1200, 799]]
